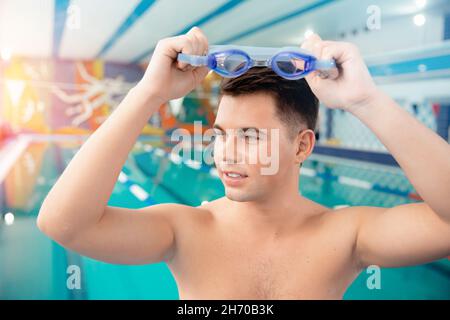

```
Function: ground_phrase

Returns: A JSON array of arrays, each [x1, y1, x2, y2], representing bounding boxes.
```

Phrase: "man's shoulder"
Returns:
[[319, 204, 388, 230], [332, 204, 386, 216], [308, 200, 386, 225], [138, 201, 214, 222]]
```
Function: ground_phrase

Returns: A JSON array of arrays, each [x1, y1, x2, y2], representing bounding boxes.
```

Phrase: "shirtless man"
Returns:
[[37, 27, 450, 299]]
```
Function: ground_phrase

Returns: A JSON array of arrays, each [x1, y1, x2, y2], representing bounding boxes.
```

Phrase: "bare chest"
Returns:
[[169, 224, 359, 299]]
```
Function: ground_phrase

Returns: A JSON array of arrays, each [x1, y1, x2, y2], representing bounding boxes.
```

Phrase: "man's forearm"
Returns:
[[38, 84, 162, 235], [350, 90, 450, 220]]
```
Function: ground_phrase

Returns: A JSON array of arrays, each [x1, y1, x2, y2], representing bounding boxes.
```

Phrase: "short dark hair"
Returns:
[[220, 67, 319, 138]]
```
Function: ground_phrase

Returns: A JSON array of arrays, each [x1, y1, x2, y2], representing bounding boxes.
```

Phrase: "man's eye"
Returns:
[[213, 130, 224, 136], [213, 131, 225, 139], [244, 134, 259, 141]]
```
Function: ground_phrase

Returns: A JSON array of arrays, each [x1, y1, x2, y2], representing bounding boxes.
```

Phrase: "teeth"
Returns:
[[227, 173, 241, 178]]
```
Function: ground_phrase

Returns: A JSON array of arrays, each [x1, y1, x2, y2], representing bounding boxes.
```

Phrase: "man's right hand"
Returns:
[[137, 26, 210, 104]]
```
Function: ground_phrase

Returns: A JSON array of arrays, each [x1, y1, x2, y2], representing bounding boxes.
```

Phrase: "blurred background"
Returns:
[[0, 0, 449, 299]]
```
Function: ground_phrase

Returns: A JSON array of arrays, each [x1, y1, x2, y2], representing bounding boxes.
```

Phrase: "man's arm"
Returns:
[[37, 27, 210, 264], [354, 203, 450, 268], [302, 35, 450, 268], [37, 86, 178, 264], [351, 91, 450, 267]]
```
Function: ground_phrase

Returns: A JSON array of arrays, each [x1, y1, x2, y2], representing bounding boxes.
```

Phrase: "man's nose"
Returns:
[[221, 133, 243, 164]]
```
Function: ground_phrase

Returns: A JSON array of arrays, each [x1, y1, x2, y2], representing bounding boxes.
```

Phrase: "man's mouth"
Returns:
[[224, 171, 248, 178], [221, 170, 248, 186]]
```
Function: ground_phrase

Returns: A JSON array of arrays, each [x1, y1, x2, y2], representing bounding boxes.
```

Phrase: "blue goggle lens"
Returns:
[[273, 53, 308, 76], [213, 52, 249, 77]]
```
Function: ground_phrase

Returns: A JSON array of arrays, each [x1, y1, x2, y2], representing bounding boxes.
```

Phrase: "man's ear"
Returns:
[[294, 129, 316, 165]]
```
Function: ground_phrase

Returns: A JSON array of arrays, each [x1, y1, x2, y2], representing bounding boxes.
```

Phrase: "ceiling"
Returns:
[[0, 0, 448, 64]]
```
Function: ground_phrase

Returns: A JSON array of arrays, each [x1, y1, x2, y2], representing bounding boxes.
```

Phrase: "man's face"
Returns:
[[213, 93, 300, 202]]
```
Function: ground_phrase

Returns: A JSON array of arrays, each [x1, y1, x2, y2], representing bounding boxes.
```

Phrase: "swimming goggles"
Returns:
[[177, 45, 338, 80]]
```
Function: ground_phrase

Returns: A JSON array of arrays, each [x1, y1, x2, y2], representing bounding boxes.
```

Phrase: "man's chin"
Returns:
[[225, 189, 256, 202]]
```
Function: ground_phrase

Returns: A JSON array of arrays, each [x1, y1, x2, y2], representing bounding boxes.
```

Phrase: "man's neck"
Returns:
[[225, 190, 311, 237]]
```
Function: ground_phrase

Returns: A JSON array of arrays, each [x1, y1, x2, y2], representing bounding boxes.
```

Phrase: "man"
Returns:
[[37, 27, 450, 299]]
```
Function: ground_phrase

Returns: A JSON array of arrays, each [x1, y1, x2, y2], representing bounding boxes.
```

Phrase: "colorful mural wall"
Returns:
[[0, 57, 219, 143]]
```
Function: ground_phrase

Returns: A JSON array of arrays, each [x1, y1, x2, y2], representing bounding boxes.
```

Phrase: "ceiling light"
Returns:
[[413, 14, 426, 26]]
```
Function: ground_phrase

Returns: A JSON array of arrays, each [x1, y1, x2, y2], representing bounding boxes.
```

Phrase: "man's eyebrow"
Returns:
[[212, 124, 225, 131], [212, 125, 267, 135], [241, 127, 267, 135]]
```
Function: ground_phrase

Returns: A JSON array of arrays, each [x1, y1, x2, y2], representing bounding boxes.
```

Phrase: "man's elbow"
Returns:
[[36, 207, 76, 245], [36, 211, 47, 234]]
